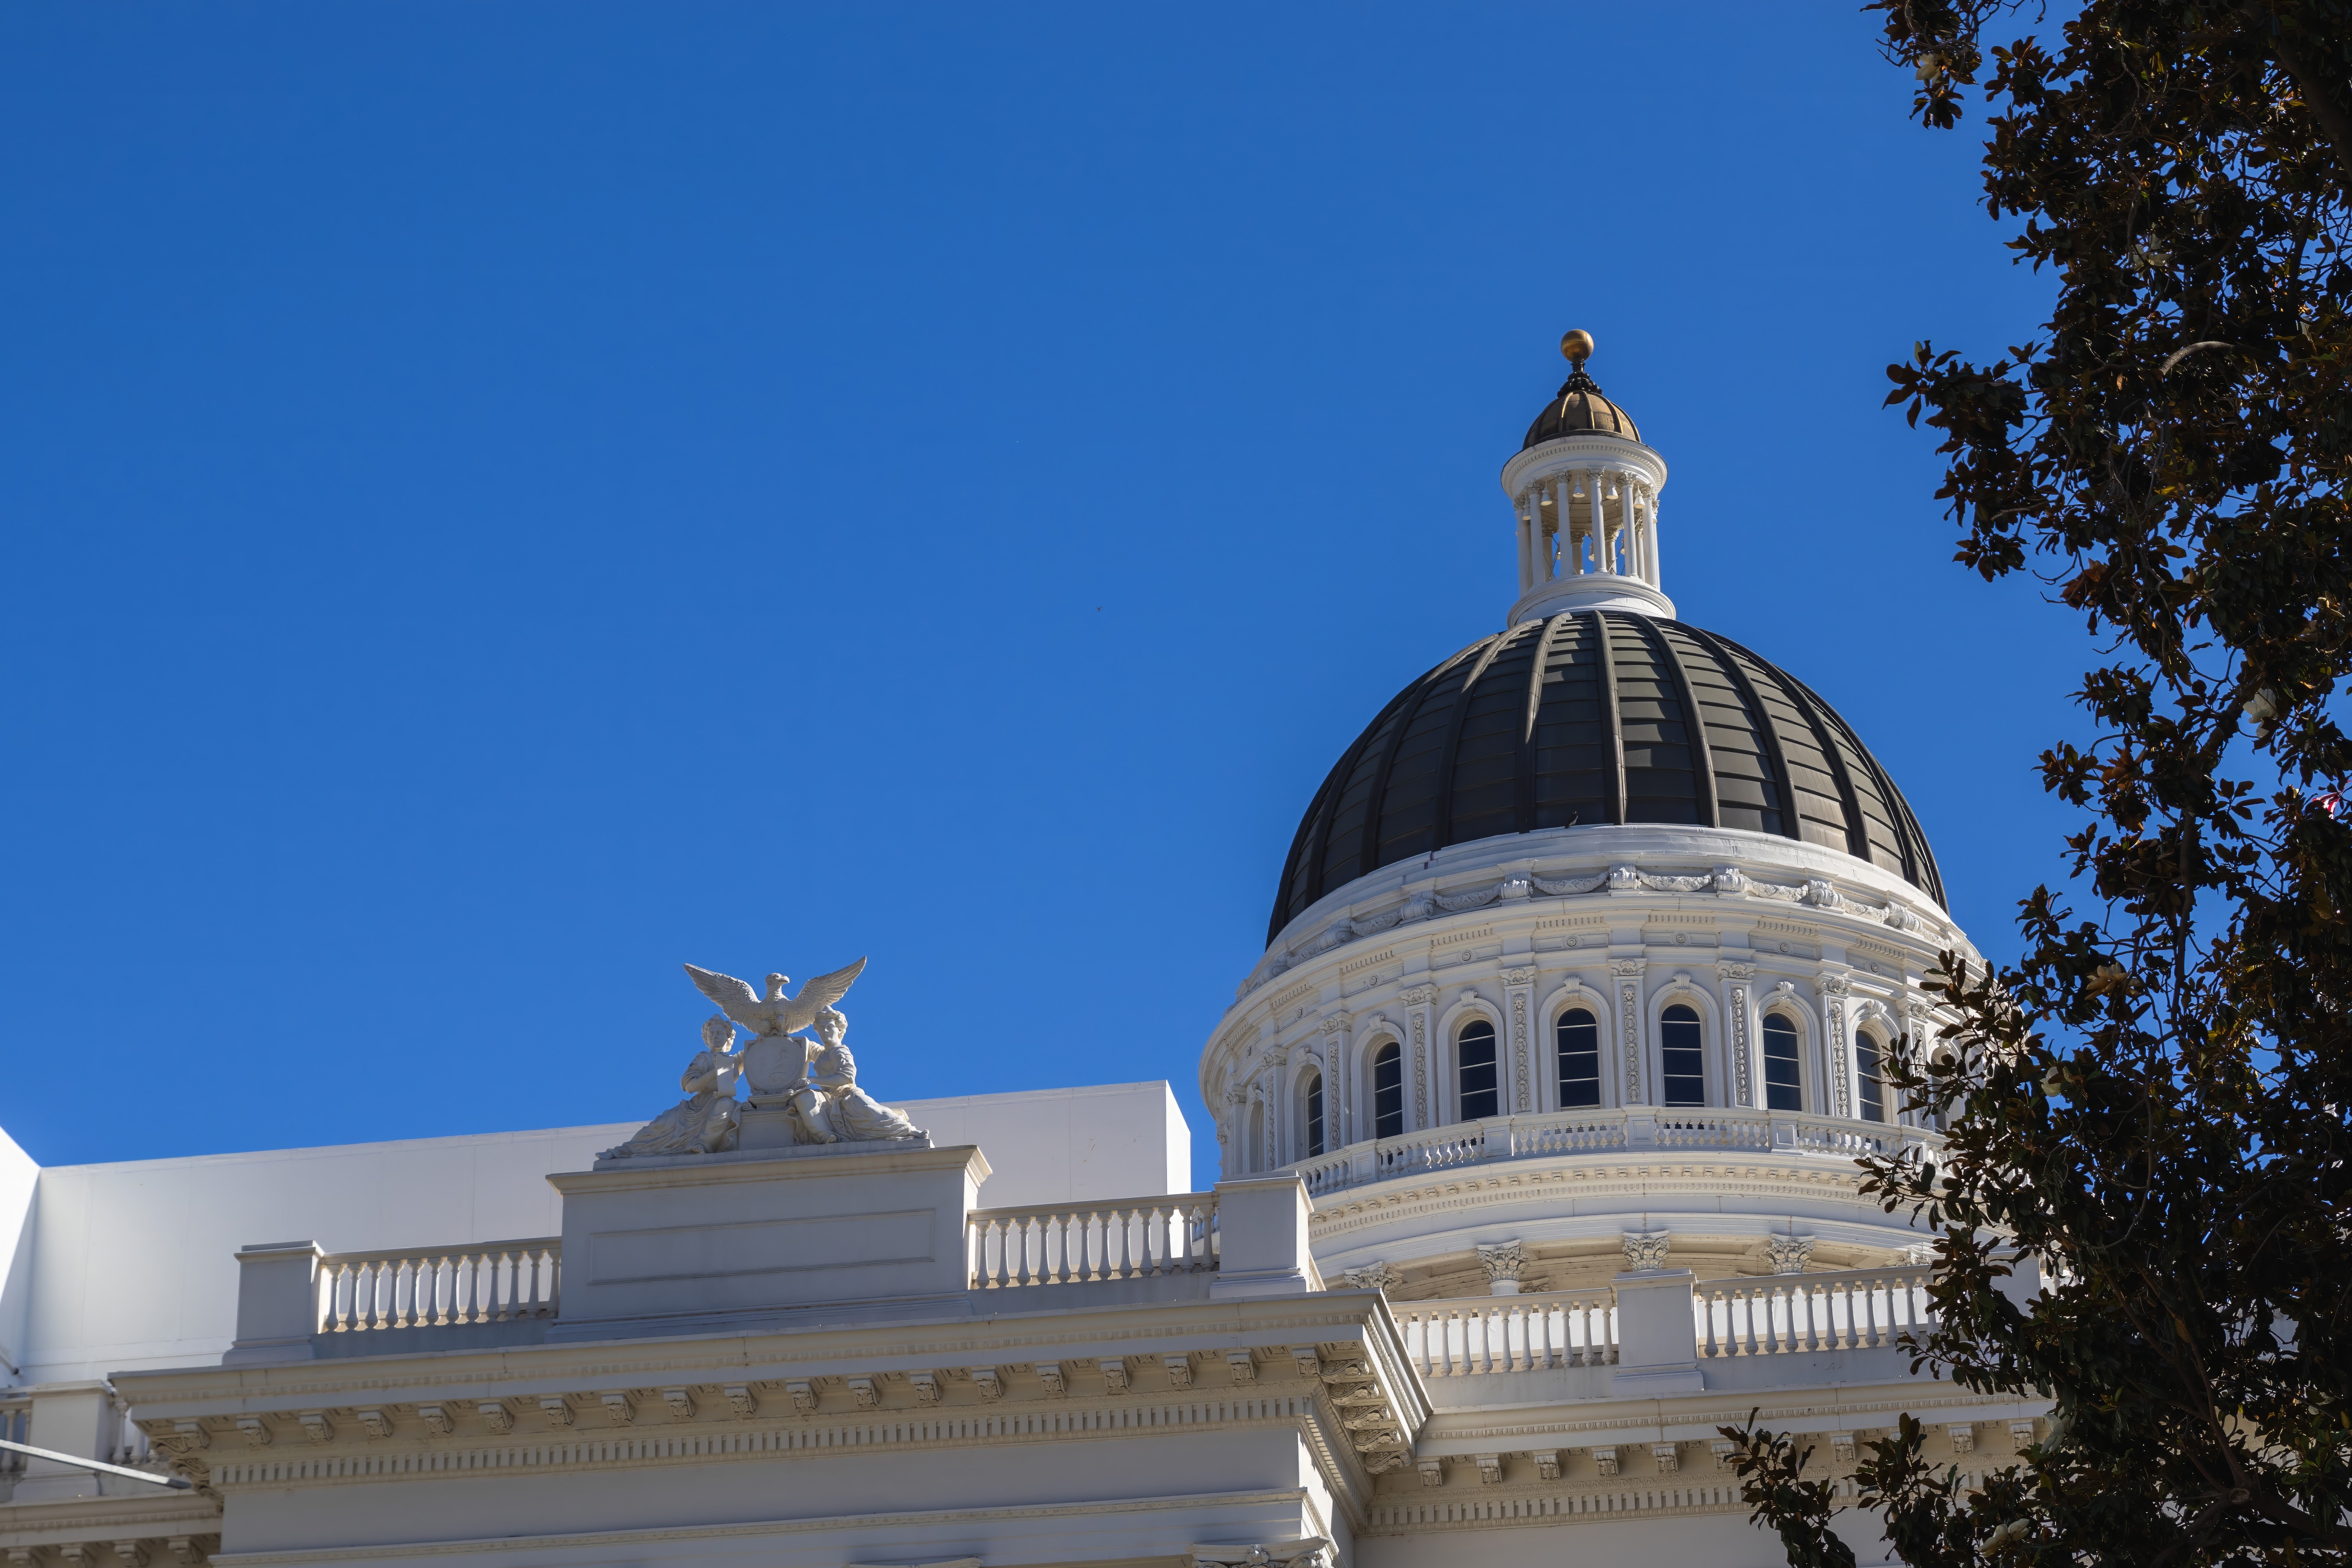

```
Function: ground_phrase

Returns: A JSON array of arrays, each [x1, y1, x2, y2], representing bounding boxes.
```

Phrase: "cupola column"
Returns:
[[1524, 494, 1543, 592], [1588, 468, 1608, 573]]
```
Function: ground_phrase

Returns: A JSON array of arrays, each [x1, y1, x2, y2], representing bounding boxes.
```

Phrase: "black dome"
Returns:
[[1269, 611, 1944, 944]]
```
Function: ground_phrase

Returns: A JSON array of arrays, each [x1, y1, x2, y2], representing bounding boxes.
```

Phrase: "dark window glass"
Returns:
[[1373, 1042, 1404, 1138], [1763, 1014, 1803, 1112], [1856, 1035, 1885, 1123], [1556, 1008, 1600, 1107], [1457, 1019, 1499, 1121], [1661, 1004, 1705, 1106], [1304, 1072, 1325, 1156]]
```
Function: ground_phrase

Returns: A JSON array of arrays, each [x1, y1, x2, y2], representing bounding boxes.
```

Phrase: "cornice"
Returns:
[[117, 1298, 1394, 1414], [1306, 1155, 1880, 1239], [207, 1486, 1312, 1566]]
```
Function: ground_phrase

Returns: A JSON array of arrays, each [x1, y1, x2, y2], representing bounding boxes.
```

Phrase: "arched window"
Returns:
[[1660, 1004, 1705, 1106], [1557, 1008, 1600, 1108], [1457, 1018, 1499, 1121], [1372, 1041, 1404, 1138], [1762, 1013, 1803, 1112], [1301, 1069, 1326, 1157], [1855, 1032, 1886, 1123]]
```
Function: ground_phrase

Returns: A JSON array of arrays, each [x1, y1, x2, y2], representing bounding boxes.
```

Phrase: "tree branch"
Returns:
[[2255, 4, 2352, 189]]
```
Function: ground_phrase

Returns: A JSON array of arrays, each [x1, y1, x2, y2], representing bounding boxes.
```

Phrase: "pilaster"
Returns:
[[1400, 984, 1439, 1131], [1608, 959, 1647, 1105], [1500, 967, 1537, 1114], [1717, 960, 1757, 1109]]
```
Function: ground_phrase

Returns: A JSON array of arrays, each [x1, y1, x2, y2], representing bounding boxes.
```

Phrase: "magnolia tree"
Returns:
[[1724, 3, 2352, 1565]]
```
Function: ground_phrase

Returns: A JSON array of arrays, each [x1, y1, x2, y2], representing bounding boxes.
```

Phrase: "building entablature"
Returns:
[[1246, 826, 1968, 998]]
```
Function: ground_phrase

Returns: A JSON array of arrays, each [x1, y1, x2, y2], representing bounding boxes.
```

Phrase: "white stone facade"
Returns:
[[0, 348, 2045, 1568]]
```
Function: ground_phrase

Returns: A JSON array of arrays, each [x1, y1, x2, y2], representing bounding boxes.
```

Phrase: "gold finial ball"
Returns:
[[1559, 328, 1595, 366]]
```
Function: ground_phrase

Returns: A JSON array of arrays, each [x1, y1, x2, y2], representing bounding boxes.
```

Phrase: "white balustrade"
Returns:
[[967, 1194, 1218, 1289], [1281, 1106, 1938, 1196], [318, 1239, 561, 1332], [1391, 1288, 1618, 1376], [1695, 1267, 1936, 1357]]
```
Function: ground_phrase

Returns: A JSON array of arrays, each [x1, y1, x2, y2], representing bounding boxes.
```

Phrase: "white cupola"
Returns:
[[1497, 330, 1671, 624]]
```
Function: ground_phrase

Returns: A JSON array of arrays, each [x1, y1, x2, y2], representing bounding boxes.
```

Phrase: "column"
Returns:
[[1516, 496, 1534, 593], [1589, 469, 1609, 573], [1637, 484, 1656, 583], [1649, 490, 1664, 587]]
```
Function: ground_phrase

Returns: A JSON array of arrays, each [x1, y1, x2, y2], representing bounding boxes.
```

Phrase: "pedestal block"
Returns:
[[1609, 1268, 1705, 1396], [548, 1143, 990, 1327]]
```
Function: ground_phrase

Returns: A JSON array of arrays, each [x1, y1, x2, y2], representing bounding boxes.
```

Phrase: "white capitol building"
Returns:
[[0, 336, 2047, 1568]]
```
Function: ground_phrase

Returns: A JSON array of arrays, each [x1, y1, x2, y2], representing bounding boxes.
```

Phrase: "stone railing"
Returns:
[[966, 1194, 1219, 1289], [1695, 1265, 1935, 1357], [317, 1239, 562, 1333], [1389, 1287, 1619, 1377], [1287, 1107, 1942, 1196], [1374, 1265, 1937, 1382]]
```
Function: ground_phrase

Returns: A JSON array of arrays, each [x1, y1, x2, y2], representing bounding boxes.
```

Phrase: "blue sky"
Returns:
[[0, 4, 2077, 1183]]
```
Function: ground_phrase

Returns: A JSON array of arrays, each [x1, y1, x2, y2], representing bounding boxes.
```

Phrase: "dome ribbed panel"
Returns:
[[1722, 644, 1856, 856], [1442, 622, 1544, 848], [1606, 616, 1700, 825], [1371, 656, 1481, 864], [1531, 615, 1610, 830], [1658, 622, 1784, 837], [1786, 673, 1948, 907], [1310, 693, 1413, 901], [1267, 614, 1944, 944]]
